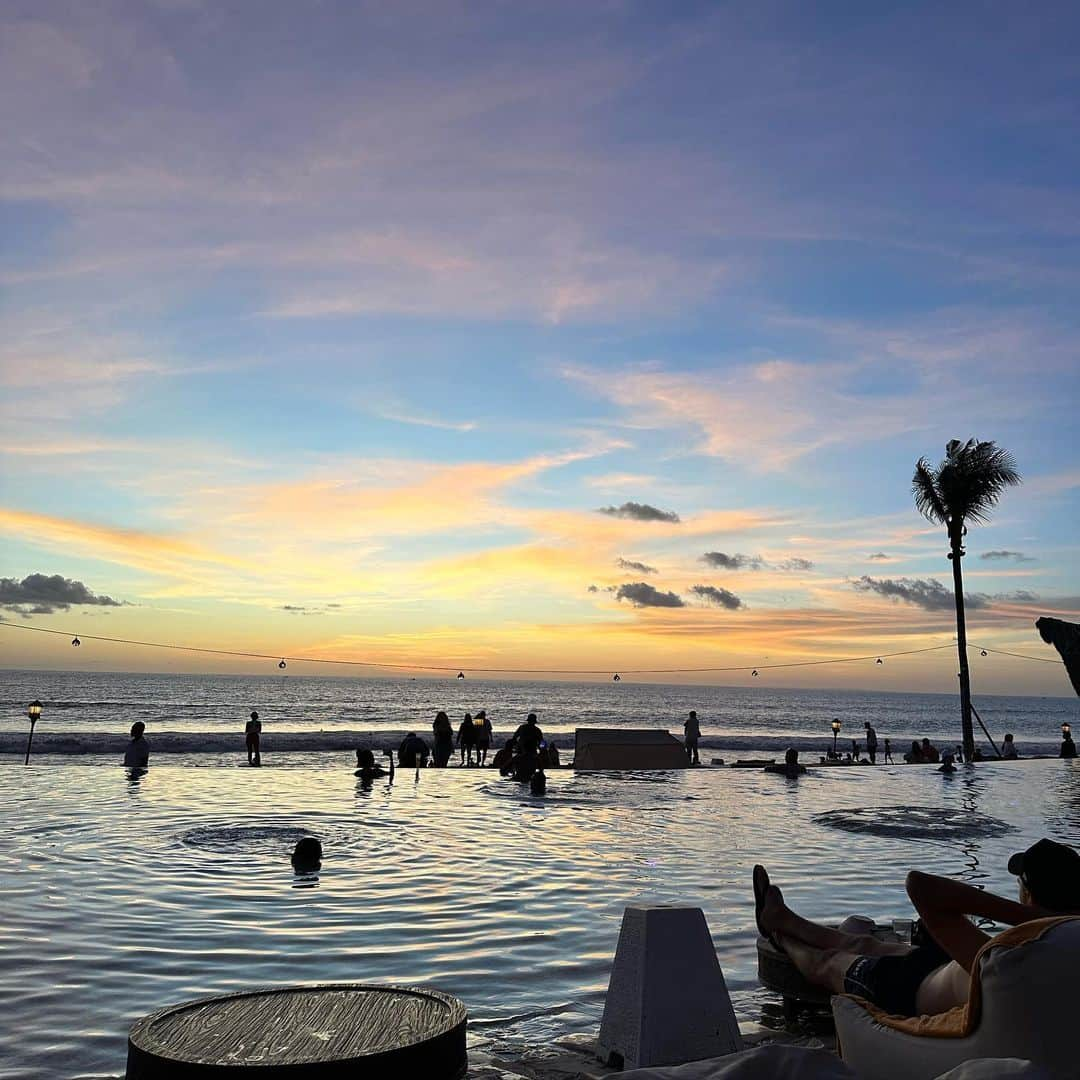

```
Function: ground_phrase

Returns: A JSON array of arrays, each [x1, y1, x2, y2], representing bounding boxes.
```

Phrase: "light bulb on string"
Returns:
[[457, 671, 465, 679], [751, 669, 759, 677], [980, 649, 987, 657], [71, 636, 81, 647], [278, 659, 287, 669], [612, 673, 620, 682], [876, 657, 883, 665]]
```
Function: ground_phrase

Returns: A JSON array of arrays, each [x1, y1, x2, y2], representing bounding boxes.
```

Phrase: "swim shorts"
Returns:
[[843, 939, 950, 1017]]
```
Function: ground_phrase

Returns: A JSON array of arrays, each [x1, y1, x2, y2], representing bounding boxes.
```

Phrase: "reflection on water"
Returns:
[[0, 759, 1074, 1079]]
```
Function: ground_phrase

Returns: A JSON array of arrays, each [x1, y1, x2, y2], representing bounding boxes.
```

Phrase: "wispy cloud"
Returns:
[[0, 573, 126, 616], [852, 575, 985, 612], [702, 551, 762, 570], [599, 502, 681, 523], [616, 557, 657, 574], [615, 582, 685, 608], [980, 550, 1034, 562], [689, 584, 744, 610]]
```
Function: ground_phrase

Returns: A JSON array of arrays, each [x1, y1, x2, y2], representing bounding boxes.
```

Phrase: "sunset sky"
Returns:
[[2, 2, 1079, 693]]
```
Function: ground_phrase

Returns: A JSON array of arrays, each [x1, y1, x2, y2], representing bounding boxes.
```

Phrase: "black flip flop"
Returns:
[[753, 864, 783, 951]]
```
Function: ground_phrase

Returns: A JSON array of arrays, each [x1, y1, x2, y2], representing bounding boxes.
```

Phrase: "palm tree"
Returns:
[[912, 439, 1021, 760]]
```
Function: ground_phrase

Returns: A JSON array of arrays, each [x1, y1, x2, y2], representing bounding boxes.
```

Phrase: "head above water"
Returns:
[[784, 747, 799, 766], [356, 748, 375, 768], [292, 836, 322, 871], [1008, 839, 1080, 912], [130, 721, 145, 739], [1004, 733, 1014, 743]]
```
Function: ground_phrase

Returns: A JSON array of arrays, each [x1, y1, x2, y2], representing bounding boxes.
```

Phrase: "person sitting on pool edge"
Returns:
[[291, 836, 322, 873], [124, 721, 150, 768], [752, 838, 1080, 1020], [397, 732, 430, 768]]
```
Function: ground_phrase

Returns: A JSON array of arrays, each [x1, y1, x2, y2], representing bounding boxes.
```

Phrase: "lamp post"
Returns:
[[831, 718, 841, 759], [25, 700, 42, 765]]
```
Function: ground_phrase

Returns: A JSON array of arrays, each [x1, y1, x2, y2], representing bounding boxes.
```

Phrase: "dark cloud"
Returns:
[[980, 550, 1034, 562], [853, 575, 986, 611], [587, 584, 600, 593], [281, 604, 328, 615], [867, 552, 890, 560], [616, 582, 685, 608], [326, 602, 342, 608], [778, 557, 814, 572], [701, 551, 762, 570], [689, 584, 744, 610], [0, 573, 125, 616], [616, 557, 658, 574], [999, 589, 1040, 603], [598, 502, 681, 523]]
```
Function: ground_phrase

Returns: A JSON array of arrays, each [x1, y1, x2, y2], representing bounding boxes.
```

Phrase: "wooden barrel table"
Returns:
[[126, 984, 467, 1079]]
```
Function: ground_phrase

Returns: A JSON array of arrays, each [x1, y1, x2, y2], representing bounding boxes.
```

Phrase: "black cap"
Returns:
[[1007, 839, 1080, 912]]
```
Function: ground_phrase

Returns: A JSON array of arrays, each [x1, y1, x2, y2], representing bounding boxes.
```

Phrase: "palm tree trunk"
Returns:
[[950, 526, 975, 760]]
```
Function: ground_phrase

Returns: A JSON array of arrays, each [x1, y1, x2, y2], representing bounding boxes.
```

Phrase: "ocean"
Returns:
[[1, 668, 1074, 759]]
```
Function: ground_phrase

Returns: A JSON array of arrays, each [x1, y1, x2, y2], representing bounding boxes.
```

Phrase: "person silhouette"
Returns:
[[124, 722, 150, 768], [684, 710, 701, 765], [245, 711, 262, 766]]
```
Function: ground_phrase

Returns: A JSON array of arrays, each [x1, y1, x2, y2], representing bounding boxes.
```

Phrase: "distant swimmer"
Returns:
[[765, 747, 806, 778], [938, 752, 957, 774], [684, 710, 701, 765], [1062, 731, 1077, 758], [883, 738, 893, 764], [246, 710, 262, 766], [291, 836, 322, 873], [1002, 733, 1019, 760], [355, 747, 394, 784], [530, 769, 547, 796], [124, 721, 150, 768]]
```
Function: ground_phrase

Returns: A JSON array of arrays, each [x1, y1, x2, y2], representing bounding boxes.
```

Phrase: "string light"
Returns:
[[0, 620, 1064, 677], [71, 636, 81, 647]]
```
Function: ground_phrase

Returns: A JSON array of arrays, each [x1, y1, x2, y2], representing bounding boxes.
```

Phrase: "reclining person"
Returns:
[[753, 838, 1080, 1019]]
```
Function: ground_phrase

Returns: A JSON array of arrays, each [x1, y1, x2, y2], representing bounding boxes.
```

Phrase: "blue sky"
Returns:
[[1, 1, 1079, 692]]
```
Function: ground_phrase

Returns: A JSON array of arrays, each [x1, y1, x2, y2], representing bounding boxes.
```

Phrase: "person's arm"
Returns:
[[905, 870, 1052, 972]]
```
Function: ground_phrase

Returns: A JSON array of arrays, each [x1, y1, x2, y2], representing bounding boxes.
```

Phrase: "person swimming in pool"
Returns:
[[753, 838, 1080, 1019], [291, 836, 322, 873], [355, 748, 394, 785], [124, 722, 150, 768]]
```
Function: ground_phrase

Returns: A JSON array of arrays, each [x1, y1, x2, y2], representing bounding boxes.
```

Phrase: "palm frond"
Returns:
[[912, 439, 1020, 529], [912, 458, 948, 524]]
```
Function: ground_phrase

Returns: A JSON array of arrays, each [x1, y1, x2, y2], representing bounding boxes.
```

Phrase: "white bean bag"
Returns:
[[618, 1043, 856, 1079], [833, 916, 1080, 1080]]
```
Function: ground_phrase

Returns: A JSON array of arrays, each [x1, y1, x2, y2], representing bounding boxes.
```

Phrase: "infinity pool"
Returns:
[[1, 759, 1077, 1079]]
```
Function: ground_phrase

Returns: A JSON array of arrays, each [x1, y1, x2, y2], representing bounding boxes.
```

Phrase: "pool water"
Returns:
[[1, 759, 1077, 1079]]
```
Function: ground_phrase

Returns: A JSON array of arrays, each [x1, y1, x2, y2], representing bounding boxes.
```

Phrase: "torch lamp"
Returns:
[[25, 700, 42, 765], [831, 718, 841, 758]]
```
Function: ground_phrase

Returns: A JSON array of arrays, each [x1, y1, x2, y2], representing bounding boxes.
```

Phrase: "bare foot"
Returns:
[[759, 884, 789, 938]]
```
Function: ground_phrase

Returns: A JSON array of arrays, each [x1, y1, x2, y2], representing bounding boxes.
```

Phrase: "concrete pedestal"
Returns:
[[597, 906, 742, 1070]]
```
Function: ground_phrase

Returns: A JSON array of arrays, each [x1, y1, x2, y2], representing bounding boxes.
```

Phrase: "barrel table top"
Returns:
[[126, 983, 467, 1078]]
